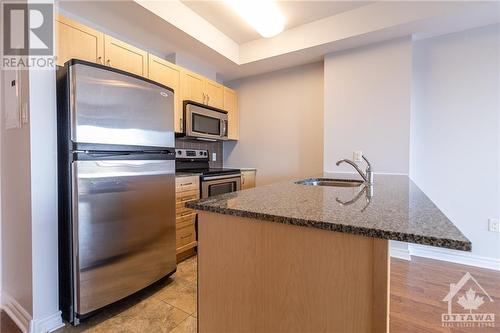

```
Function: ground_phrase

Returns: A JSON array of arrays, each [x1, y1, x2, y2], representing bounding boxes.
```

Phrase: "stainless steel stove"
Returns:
[[176, 149, 241, 198]]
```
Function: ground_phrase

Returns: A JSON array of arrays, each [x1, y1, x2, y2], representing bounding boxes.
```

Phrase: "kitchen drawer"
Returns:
[[175, 176, 199, 192], [176, 189, 199, 216], [176, 189, 199, 204], [177, 223, 196, 248], [176, 213, 196, 229]]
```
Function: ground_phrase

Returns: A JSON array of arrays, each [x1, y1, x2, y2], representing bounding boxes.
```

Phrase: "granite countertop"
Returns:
[[187, 173, 471, 251]]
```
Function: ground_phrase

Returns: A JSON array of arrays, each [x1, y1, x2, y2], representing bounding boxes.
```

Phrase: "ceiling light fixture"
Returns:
[[224, 0, 285, 38]]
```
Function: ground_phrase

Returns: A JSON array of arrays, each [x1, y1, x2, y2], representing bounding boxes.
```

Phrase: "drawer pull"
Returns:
[[179, 211, 192, 217], [180, 196, 197, 203], [180, 182, 193, 186], [180, 234, 192, 240]]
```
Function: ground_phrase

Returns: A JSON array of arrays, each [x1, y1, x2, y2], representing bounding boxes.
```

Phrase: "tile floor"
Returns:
[[56, 255, 197, 333]]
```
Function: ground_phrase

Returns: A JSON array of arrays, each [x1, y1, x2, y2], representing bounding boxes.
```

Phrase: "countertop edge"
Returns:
[[186, 202, 472, 252]]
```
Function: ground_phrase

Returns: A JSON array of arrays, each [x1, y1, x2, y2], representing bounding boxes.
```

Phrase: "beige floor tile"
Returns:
[[86, 315, 138, 333], [175, 258, 197, 284], [120, 297, 190, 324], [170, 316, 197, 333], [154, 278, 197, 315]]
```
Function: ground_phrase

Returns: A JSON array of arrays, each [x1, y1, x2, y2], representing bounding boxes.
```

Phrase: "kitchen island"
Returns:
[[187, 174, 471, 333]]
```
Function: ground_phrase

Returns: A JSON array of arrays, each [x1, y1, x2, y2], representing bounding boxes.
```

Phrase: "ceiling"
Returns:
[[181, 1, 372, 43]]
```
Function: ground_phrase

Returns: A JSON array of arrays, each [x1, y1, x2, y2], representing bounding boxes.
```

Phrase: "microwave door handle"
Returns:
[[221, 120, 227, 137]]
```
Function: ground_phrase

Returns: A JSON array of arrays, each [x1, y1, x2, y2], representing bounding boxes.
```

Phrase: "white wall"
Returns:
[[324, 37, 412, 174], [410, 24, 500, 264], [224, 62, 324, 185], [29, 68, 61, 331], [323, 38, 413, 259], [1, 69, 34, 322]]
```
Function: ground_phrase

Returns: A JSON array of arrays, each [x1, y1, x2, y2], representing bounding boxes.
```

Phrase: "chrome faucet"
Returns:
[[336, 184, 374, 212], [336, 155, 373, 184]]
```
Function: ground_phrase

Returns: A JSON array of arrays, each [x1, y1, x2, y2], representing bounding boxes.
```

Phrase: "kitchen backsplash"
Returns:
[[175, 138, 223, 168]]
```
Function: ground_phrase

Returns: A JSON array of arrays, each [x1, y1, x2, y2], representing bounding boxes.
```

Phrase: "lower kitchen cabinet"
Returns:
[[241, 169, 257, 190], [175, 175, 200, 261]]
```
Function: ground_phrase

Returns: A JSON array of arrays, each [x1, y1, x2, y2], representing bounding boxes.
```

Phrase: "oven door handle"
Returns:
[[203, 174, 241, 181]]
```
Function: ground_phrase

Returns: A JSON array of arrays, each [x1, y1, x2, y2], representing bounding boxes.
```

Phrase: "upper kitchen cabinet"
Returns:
[[55, 15, 104, 66], [181, 71, 224, 109], [223, 87, 239, 140], [148, 55, 183, 133], [204, 80, 224, 109], [181, 70, 205, 104], [104, 35, 148, 77]]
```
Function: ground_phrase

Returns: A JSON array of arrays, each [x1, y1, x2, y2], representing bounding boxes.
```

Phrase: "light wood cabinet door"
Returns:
[[181, 70, 205, 104], [241, 170, 256, 190], [205, 80, 224, 109], [148, 55, 183, 132], [104, 35, 148, 76], [224, 87, 239, 140], [55, 15, 104, 66]]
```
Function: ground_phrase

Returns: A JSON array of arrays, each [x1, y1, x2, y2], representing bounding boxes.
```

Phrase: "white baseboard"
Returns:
[[30, 311, 64, 333], [409, 244, 500, 271], [390, 246, 411, 260], [2, 292, 64, 333], [2, 291, 31, 333]]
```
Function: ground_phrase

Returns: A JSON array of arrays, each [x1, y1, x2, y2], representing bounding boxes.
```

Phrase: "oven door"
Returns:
[[201, 174, 241, 198], [185, 103, 228, 140]]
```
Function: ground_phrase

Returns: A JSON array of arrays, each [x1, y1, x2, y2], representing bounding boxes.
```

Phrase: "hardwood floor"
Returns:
[[390, 256, 500, 333], [4, 255, 499, 332], [1, 311, 21, 333]]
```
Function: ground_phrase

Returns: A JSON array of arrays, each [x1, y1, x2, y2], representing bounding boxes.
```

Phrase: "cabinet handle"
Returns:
[[179, 211, 192, 217], [106, 59, 111, 66], [180, 234, 192, 240], [97, 56, 102, 64], [242, 174, 245, 185], [180, 117, 183, 132], [180, 182, 193, 186], [207, 94, 210, 103]]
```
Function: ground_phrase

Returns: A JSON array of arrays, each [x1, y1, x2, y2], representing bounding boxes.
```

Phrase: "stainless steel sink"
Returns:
[[295, 178, 364, 188]]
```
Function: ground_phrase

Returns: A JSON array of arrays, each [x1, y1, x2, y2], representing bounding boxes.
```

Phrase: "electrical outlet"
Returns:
[[212, 152, 217, 162], [488, 218, 500, 233], [353, 151, 363, 162]]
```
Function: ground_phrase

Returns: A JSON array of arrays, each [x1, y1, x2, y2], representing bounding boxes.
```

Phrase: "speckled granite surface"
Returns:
[[187, 174, 471, 251]]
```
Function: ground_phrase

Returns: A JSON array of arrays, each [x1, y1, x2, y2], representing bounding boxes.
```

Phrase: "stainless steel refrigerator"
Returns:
[[57, 59, 176, 324]]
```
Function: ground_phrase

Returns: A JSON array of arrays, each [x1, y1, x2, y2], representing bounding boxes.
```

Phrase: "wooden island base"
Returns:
[[197, 211, 390, 333]]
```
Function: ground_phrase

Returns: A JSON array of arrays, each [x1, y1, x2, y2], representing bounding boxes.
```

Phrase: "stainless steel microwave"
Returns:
[[184, 101, 228, 141]]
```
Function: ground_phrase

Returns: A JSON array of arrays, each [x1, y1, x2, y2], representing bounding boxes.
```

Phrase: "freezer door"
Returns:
[[69, 62, 174, 148], [72, 159, 176, 315]]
